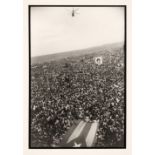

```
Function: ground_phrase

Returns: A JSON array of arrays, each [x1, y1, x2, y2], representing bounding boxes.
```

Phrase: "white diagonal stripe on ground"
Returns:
[[85, 122, 98, 147], [67, 120, 86, 143]]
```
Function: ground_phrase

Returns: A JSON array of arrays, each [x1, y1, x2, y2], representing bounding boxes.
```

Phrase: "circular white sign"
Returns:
[[95, 56, 103, 65]]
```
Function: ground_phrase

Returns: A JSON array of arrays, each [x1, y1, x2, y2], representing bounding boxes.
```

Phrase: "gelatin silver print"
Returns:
[[29, 5, 126, 148]]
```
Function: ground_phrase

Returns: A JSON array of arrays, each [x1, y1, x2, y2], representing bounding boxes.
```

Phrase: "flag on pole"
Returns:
[[60, 120, 99, 147]]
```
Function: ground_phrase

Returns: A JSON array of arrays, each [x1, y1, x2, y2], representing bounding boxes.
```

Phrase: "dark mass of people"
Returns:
[[31, 47, 125, 147]]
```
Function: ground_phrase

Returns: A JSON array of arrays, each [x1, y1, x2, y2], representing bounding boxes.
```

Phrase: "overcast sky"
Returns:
[[31, 7, 124, 57]]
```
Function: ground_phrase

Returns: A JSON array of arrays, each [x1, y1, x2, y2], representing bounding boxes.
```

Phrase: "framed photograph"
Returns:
[[24, 0, 131, 155]]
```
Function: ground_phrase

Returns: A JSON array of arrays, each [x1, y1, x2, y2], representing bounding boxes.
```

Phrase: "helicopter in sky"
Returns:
[[70, 8, 79, 17]]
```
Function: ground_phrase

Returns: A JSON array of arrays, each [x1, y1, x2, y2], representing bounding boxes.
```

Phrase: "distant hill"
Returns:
[[31, 42, 124, 65]]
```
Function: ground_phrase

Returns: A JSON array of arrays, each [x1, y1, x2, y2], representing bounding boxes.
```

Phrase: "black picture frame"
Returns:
[[28, 5, 127, 149]]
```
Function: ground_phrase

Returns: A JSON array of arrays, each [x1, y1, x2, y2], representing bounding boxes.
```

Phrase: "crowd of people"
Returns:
[[30, 47, 125, 147]]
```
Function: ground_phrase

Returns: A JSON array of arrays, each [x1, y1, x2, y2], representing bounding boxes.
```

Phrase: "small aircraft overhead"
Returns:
[[70, 8, 79, 17]]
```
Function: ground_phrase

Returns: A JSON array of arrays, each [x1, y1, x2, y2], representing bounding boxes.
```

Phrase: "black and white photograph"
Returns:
[[29, 5, 126, 148]]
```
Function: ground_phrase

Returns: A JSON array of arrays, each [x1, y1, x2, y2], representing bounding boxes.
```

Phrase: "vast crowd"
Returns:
[[30, 47, 125, 147]]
